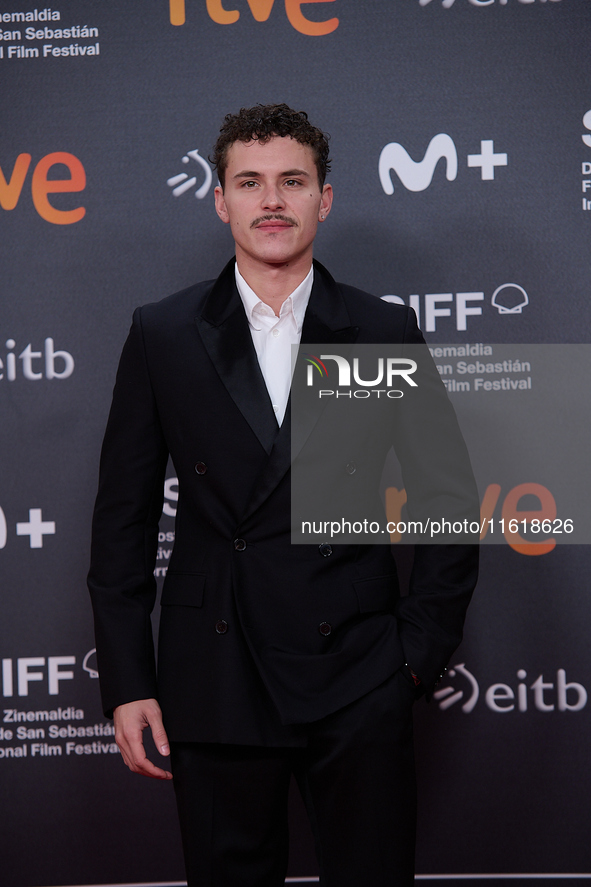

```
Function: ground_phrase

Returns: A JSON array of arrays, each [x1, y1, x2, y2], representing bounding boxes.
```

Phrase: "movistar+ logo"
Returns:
[[379, 134, 507, 195]]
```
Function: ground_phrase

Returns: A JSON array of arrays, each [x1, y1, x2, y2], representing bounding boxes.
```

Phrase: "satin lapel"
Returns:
[[240, 261, 359, 525], [194, 259, 279, 455]]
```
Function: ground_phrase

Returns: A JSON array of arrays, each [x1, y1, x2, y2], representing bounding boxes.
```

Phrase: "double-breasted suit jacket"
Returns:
[[88, 259, 478, 746]]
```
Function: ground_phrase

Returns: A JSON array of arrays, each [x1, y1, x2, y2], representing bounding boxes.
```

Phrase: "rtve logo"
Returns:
[[167, 0, 339, 35], [386, 481, 560, 556], [379, 133, 507, 195], [0, 152, 86, 224]]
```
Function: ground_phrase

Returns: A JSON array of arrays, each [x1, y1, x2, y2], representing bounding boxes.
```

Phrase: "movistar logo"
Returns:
[[379, 134, 458, 194]]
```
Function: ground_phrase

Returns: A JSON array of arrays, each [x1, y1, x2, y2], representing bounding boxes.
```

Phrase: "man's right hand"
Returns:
[[113, 698, 173, 780]]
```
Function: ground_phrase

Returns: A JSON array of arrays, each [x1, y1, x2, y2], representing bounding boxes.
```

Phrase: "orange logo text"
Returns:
[[169, 0, 339, 35], [0, 152, 86, 225], [386, 482, 557, 556]]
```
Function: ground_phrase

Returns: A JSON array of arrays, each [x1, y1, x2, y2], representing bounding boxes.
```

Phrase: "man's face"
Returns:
[[214, 136, 332, 272]]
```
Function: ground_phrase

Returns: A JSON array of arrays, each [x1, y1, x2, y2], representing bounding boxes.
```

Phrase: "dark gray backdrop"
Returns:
[[1, 1, 590, 885]]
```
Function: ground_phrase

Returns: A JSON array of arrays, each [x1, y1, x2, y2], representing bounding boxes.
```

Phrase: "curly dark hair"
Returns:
[[211, 103, 331, 190]]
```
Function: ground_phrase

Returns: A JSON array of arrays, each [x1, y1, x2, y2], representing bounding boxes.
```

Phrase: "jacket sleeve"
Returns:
[[87, 307, 169, 718], [394, 307, 479, 691]]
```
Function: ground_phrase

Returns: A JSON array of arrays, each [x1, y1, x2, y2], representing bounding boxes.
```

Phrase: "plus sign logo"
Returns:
[[379, 133, 508, 195], [467, 140, 507, 180], [0, 506, 56, 549]]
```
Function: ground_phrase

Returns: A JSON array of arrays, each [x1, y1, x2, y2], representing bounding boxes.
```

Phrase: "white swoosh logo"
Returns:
[[379, 133, 458, 194]]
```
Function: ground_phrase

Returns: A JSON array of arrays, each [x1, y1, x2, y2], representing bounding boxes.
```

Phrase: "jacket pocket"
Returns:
[[353, 575, 396, 613], [161, 571, 206, 608]]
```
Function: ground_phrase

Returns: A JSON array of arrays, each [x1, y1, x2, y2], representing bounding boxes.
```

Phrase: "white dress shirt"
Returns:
[[235, 264, 313, 426]]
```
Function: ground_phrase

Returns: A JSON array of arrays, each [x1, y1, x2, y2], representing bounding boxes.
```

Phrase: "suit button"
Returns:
[[318, 543, 332, 557], [345, 461, 356, 475], [215, 620, 228, 634], [194, 461, 207, 475], [234, 538, 247, 551], [318, 622, 332, 636]]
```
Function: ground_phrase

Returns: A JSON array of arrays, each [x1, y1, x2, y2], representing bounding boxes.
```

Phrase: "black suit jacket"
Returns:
[[88, 259, 478, 745]]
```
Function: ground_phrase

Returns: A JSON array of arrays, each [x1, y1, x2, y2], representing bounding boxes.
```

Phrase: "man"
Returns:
[[88, 103, 478, 887]]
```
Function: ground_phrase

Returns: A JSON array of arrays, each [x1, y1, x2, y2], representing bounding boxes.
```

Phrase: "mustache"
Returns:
[[250, 214, 297, 228]]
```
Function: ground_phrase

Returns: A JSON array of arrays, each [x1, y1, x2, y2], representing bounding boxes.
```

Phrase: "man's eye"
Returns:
[[242, 181, 258, 188], [285, 179, 300, 187]]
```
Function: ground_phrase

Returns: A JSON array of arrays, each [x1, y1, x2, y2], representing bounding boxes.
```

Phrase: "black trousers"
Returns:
[[170, 668, 417, 887]]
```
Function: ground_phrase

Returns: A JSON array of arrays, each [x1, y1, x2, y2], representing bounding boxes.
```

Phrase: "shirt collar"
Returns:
[[235, 263, 313, 333]]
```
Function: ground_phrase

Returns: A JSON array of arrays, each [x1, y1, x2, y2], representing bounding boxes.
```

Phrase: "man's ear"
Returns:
[[214, 185, 230, 224], [319, 183, 333, 221]]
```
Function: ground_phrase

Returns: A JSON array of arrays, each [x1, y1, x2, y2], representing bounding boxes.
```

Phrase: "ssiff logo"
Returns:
[[167, 0, 339, 35], [1, 649, 101, 697], [382, 283, 529, 332]]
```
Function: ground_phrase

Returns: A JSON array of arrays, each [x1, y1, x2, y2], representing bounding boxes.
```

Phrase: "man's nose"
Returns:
[[262, 186, 284, 210]]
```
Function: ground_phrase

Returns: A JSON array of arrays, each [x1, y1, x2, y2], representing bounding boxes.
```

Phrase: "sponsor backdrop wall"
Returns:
[[1, 1, 590, 885]]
